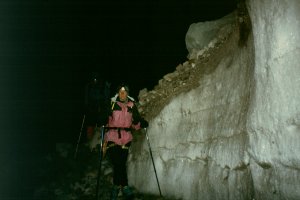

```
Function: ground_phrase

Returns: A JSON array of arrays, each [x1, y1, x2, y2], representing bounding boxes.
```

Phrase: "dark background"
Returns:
[[0, 0, 236, 198], [1, 0, 237, 144]]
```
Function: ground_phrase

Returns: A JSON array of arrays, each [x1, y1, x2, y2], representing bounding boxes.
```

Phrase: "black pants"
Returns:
[[107, 143, 131, 186]]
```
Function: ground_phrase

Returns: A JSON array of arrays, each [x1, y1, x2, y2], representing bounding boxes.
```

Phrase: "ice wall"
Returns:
[[247, 0, 300, 199], [128, 0, 300, 199], [129, 25, 254, 200]]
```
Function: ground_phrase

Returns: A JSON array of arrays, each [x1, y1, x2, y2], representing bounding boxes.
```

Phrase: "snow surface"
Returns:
[[185, 13, 235, 60], [127, 0, 300, 200]]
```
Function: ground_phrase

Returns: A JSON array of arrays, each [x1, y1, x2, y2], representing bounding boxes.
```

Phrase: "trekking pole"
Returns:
[[74, 114, 86, 159], [96, 125, 105, 200], [144, 128, 162, 197]]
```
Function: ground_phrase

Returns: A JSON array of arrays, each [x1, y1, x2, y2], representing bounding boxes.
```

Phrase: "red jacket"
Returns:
[[104, 95, 141, 145]]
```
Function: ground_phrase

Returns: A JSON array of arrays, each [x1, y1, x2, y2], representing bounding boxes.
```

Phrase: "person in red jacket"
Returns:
[[104, 84, 148, 200]]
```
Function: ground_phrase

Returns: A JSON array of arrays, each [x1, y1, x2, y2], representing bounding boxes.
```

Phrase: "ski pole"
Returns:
[[145, 128, 162, 197], [74, 114, 86, 159], [96, 125, 105, 200]]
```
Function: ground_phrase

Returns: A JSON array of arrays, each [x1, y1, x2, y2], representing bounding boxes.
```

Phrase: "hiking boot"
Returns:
[[122, 186, 134, 200], [110, 185, 121, 200]]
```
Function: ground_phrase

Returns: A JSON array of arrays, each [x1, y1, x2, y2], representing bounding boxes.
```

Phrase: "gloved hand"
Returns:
[[140, 118, 149, 128]]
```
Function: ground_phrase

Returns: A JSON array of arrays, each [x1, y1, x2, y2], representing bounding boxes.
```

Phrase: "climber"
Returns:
[[104, 84, 148, 200], [84, 72, 111, 141]]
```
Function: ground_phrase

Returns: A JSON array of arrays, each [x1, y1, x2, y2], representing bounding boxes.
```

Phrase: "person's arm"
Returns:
[[131, 103, 148, 128]]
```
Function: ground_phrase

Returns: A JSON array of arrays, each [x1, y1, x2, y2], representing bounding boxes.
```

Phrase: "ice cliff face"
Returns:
[[128, 0, 300, 200], [246, 0, 300, 199]]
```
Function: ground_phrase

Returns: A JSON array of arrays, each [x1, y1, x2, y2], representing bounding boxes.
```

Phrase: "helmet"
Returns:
[[117, 84, 129, 93]]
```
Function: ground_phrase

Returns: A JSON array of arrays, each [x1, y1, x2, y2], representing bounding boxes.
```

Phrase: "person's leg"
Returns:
[[108, 145, 129, 186], [107, 145, 128, 199], [107, 144, 134, 199]]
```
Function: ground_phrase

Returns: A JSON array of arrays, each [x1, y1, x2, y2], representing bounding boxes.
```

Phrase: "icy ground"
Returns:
[[33, 141, 177, 200]]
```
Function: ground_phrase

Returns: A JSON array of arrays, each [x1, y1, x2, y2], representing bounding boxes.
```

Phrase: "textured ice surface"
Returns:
[[128, 1, 300, 199]]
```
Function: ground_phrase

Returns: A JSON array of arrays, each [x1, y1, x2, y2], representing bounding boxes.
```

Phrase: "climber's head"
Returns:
[[117, 84, 129, 101]]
